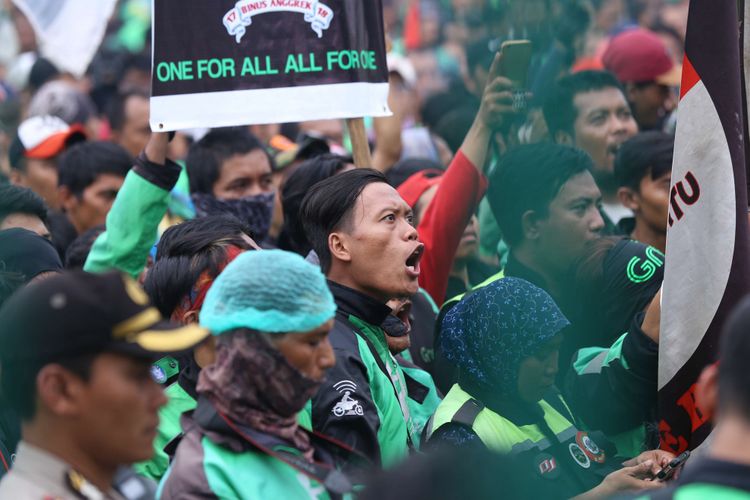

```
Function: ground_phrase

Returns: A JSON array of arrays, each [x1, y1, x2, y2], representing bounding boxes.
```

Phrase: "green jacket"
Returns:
[[84, 152, 182, 278], [158, 400, 362, 499]]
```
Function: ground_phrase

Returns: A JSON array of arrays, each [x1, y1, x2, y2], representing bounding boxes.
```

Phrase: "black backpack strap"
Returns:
[[451, 398, 485, 427], [422, 397, 484, 446]]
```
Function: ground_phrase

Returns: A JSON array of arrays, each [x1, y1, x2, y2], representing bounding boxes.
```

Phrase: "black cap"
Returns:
[[0, 270, 209, 363]]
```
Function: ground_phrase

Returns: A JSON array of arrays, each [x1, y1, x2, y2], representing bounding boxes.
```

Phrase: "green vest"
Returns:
[[429, 384, 621, 498], [429, 384, 576, 453]]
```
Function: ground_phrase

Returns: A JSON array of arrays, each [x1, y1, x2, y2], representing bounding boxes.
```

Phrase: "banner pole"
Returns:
[[346, 117, 372, 168], [740, 0, 750, 202]]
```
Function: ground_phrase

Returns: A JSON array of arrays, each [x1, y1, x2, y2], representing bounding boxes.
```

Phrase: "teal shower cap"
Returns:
[[200, 249, 336, 335]]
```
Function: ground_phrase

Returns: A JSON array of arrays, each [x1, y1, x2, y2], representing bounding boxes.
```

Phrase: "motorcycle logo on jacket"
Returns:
[[331, 380, 364, 417]]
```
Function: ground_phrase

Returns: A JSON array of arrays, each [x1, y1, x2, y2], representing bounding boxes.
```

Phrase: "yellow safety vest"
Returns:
[[428, 384, 578, 454]]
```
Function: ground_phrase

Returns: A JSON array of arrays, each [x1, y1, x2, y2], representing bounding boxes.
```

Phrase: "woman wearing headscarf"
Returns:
[[159, 250, 370, 499], [426, 277, 672, 499]]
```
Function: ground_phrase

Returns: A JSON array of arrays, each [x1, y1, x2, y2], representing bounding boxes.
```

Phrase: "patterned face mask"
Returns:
[[191, 192, 275, 242], [198, 329, 321, 459]]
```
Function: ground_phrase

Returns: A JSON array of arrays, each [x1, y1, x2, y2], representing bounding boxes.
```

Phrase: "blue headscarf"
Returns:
[[440, 277, 570, 397]]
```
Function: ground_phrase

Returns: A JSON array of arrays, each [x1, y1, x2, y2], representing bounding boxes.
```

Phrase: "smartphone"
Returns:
[[655, 450, 690, 481], [499, 40, 532, 112]]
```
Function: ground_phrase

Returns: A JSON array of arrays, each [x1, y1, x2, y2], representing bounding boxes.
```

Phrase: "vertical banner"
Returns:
[[150, 0, 390, 131], [11, 0, 117, 77], [658, 1, 750, 453]]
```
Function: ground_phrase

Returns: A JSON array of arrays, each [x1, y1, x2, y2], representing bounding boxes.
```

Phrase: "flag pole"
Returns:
[[740, 0, 750, 202]]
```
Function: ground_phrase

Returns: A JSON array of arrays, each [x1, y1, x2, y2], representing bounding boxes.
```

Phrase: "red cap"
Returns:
[[396, 170, 443, 208], [602, 28, 682, 86]]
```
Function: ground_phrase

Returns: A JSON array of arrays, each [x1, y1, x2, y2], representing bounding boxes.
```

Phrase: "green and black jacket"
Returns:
[[303, 282, 417, 468]]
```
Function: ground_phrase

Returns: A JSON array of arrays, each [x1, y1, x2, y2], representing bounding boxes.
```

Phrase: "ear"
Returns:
[[328, 231, 352, 264], [617, 187, 640, 212], [181, 309, 199, 325], [9, 169, 25, 186], [554, 130, 574, 146], [193, 336, 216, 368], [695, 363, 718, 423], [36, 364, 86, 417], [520, 209, 542, 241], [58, 186, 78, 213]]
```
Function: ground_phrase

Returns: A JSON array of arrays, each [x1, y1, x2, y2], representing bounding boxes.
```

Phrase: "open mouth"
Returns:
[[606, 143, 621, 158], [405, 244, 424, 278], [395, 299, 412, 324]]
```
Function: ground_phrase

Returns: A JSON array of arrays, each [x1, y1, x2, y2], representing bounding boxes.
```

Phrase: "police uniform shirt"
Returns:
[[0, 441, 127, 500]]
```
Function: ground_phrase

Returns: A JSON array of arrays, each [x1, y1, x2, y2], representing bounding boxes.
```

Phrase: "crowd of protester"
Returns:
[[2, 0, 750, 499]]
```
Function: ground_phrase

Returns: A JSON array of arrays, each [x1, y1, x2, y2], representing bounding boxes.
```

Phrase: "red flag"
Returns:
[[658, 1, 750, 452]]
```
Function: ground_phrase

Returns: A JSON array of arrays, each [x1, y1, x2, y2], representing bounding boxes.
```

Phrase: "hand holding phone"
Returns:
[[655, 451, 690, 481], [498, 40, 532, 113]]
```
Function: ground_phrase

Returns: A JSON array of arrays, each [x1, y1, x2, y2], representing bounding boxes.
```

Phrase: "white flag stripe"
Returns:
[[659, 80, 736, 388]]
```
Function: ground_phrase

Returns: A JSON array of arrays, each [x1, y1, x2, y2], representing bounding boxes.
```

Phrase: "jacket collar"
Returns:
[[504, 252, 550, 292], [327, 280, 392, 327]]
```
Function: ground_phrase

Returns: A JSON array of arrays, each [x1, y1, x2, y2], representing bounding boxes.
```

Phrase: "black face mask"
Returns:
[[191, 192, 275, 242]]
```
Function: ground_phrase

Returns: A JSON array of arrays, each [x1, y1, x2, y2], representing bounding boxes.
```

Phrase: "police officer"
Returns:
[[0, 270, 209, 499]]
